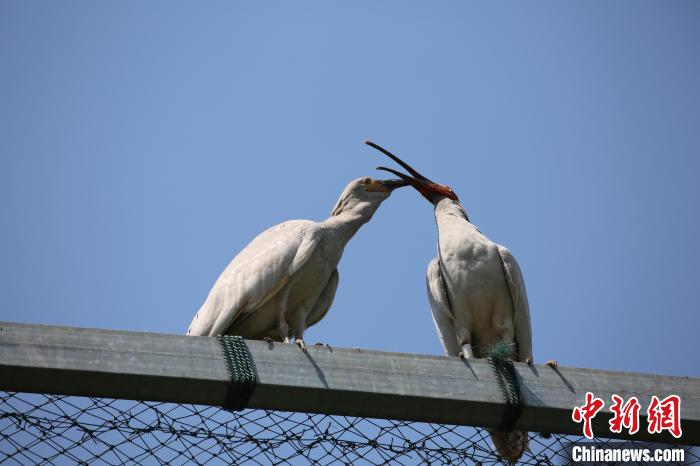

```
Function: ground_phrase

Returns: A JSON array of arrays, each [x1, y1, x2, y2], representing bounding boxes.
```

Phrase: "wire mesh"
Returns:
[[1, 391, 697, 465]]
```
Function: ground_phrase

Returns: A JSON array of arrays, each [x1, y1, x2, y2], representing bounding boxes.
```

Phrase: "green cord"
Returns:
[[218, 335, 258, 411], [488, 353, 524, 432]]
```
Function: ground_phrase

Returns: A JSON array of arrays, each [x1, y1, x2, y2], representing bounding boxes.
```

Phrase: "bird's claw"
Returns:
[[458, 352, 466, 359], [314, 342, 324, 346], [263, 337, 274, 342], [546, 359, 558, 368], [295, 339, 307, 352], [525, 357, 533, 366]]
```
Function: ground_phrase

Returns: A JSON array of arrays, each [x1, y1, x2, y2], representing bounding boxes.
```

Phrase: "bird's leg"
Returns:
[[276, 291, 291, 343], [458, 337, 474, 359], [454, 322, 474, 359], [293, 316, 307, 352], [278, 316, 291, 343]]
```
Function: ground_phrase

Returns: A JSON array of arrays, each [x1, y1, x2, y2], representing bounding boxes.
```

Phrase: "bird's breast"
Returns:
[[287, 242, 338, 309]]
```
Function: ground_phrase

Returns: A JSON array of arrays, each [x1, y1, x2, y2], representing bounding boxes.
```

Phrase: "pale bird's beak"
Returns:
[[365, 178, 409, 193]]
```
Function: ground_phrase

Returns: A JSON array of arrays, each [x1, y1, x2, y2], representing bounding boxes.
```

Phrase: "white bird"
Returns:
[[187, 176, 407, 350], [368, 141, 556, 465]]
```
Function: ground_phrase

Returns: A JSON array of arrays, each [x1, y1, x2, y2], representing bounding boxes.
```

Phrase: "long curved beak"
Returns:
[[365, 140, 433, 189], [364, 140, 432, 183], [365, 140, 454, 203], [376, 166, 449, 204], [376, 166, 423, 188]]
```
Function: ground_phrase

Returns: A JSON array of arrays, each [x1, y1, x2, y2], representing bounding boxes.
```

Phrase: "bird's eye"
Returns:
[[361, 177, 372, 185], [446, 186, 453, 192]]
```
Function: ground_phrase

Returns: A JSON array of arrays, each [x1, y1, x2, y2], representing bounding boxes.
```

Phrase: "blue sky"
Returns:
[[2, 2, 698, 378]]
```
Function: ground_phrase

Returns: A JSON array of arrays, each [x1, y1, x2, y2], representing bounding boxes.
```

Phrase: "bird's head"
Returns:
[[330, 176, 408, 216], [364, 140, 459, 205]]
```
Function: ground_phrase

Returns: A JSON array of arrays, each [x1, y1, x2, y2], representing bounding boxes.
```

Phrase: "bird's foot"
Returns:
[[546, 359, 558, 368], [525, 357, 533, 366], [314, 342, 324, 346], [263, 337, 274, 342], [295, 339, 306, 352]]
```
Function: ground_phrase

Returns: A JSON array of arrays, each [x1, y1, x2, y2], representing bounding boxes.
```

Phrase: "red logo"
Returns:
[[572, 393, 682, 439], [572, 392, 605, 439], [609, 395, 641, 435], [647, 395, 682, 438]]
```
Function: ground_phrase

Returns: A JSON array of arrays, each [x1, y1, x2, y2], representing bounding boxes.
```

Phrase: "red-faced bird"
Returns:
[[367, 140, 555, 464]]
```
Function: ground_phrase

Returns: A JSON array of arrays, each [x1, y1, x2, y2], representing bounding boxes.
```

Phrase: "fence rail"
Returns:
[[1, 321, 698, 446]]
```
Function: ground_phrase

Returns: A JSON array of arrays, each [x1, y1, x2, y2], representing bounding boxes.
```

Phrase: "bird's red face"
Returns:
[[412, 181, 459, 202], [364, 140, 459, 204]]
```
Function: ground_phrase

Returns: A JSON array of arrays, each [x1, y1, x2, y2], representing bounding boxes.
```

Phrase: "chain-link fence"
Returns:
[[1, 391, 696, 465]]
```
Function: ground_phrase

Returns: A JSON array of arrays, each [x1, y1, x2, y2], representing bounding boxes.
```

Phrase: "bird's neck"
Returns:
[[433, 197, 480, 240], [323, 204, 378, 244], [434, 197, 469, 223]]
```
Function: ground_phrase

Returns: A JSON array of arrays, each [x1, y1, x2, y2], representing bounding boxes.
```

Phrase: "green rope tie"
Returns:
[[217, 335, 258, 411], [488, 352, 524, 432]]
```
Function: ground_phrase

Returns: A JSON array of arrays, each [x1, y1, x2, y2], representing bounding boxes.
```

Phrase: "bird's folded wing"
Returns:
[[306, 268, 339, 328], [187, 220, 321, 337], [497, 245, 533, 363], [426, 257, 461, 357]]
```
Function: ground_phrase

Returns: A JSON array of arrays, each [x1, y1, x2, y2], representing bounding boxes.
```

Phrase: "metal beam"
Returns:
[[1, 321, 698, 445]]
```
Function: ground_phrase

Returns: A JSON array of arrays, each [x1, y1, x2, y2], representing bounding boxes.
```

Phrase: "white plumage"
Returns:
[[424, 199, 532, 364], [187, 176, 406, 350], [368, 140, 553, 465], [424, 198, 532, 465]]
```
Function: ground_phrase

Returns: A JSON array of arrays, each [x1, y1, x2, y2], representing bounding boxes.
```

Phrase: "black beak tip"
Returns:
[[379, 178, 409, 190]]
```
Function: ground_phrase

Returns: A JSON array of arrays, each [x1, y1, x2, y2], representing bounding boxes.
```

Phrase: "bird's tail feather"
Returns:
[[489, 429, 528, 465]]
